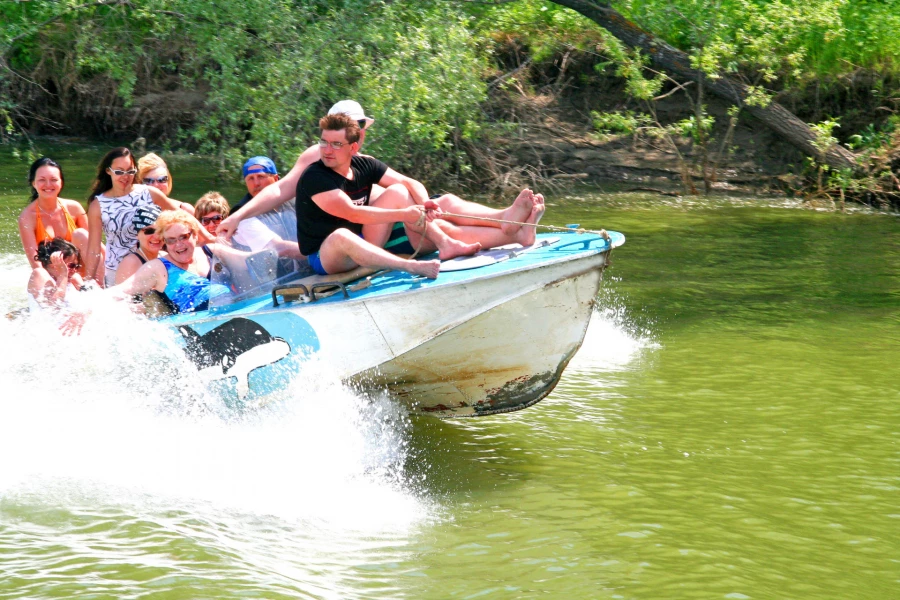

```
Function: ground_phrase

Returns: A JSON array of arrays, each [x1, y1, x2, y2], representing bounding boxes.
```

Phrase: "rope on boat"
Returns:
[[408, 210, 429, 260], [439, 211, 611, 241]]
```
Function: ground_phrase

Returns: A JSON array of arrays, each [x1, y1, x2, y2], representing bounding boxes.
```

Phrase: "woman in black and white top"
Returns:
[[84, 147, 204, 287]]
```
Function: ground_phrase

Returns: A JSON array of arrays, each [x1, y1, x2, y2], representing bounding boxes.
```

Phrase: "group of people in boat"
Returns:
[[19, 100, 545, 322]]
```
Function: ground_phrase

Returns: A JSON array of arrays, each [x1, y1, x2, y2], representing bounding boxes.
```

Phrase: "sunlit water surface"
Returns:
[[0, 144, 898, 598]]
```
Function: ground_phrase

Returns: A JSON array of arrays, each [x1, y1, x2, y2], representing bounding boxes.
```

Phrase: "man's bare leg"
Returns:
[[363, 183, 416, 248], [404, 218, 482, 260], [429, 193, 546, 249], [319, 229, 440, 279], [433, 188, 535, 235], [363, 184, 481, 260]]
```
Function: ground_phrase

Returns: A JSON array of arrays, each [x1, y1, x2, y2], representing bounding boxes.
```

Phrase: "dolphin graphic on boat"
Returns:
[[178, 317, 292, 399]]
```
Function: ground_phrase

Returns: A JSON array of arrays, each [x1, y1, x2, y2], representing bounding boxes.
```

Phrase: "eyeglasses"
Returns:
[[163, 233, 192, 245], [108, 168, 137, 176], [143, 176, 169, 185], [318, 139, 350, 150], [140, 227, 156, 235], [66, 262, 81, 271], [200, 215, 223, 225]]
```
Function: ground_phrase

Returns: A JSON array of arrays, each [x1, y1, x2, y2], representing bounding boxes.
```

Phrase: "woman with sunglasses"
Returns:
[[115, 206, 166, 284], [18, 157, 92, 272], [194, 191, 230, 238], [137, 152, 173, 196], [84, 147, 201, 288], [27, 237, 84, 309]]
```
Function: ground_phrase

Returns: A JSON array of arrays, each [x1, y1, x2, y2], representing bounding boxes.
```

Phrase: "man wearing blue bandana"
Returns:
[[233, 156, 297, 247]]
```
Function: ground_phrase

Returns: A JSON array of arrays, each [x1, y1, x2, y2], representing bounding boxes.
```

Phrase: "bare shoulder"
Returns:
[[27, 266, 52, 292], [61, 198, 86, 216], [18, 201, 36, 224], [118, 253, 141, 270]]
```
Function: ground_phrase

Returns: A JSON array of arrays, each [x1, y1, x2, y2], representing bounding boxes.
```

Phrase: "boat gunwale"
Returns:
[[160, 232, 621, 327]]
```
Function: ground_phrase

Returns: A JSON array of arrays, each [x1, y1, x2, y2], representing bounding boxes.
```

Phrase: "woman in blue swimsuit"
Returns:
[[105, 210, 230, 313]]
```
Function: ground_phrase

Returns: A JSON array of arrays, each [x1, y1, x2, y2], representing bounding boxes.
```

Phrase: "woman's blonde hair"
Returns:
[[195, 191, 230, 219], [154, 210, 198, 238], [137, 152, 173, 195]]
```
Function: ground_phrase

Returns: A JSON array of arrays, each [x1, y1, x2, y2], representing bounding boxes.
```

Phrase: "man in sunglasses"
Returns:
[[217, 100, 538, 244]]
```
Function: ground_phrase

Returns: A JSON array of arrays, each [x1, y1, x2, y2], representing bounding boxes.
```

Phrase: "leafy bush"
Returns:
[[0, 0, 488, 187], [591, 110, 652, 135]]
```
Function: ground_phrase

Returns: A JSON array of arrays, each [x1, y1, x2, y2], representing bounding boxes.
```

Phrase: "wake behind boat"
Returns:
[[151, 231, 625, 417]]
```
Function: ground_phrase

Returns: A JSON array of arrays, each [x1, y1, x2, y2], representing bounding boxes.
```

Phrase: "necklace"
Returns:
[[37, 201, 60, 215]]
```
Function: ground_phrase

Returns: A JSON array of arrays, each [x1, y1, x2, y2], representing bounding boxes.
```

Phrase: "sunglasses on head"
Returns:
[[143, 175, 169, 185], [108, 168, 137, 176], [200, 215, 223, 225]]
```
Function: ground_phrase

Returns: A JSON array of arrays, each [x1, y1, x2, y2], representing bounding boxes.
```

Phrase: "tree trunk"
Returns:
[[548, 0, 860, 172]]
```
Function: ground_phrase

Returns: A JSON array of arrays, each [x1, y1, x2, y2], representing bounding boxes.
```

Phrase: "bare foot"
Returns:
[[500, 188, 535, 235], [406, 259, 441, 279], [437, 237, 482, 261], [515, 194, 545, 247]]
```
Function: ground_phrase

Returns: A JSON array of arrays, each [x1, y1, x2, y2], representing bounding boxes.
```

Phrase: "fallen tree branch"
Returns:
[[547, 0, 861, 173]]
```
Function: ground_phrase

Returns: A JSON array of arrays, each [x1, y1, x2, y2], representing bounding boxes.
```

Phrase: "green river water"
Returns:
[[0, 143, 897, 599]]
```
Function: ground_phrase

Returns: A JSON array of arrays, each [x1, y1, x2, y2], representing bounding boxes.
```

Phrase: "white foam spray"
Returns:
[[0, 253, 430, 537]]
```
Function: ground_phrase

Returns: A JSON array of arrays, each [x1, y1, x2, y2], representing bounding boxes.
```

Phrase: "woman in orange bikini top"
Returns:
[[34, 200, 78, 243], [18, 157, 90, 271]]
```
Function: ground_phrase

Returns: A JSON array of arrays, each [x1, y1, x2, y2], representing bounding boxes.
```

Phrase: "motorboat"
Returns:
[[164, 230, 625, 417]]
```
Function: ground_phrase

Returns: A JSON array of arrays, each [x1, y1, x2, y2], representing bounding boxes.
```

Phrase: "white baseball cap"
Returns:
[[328, 100, 374, 128]]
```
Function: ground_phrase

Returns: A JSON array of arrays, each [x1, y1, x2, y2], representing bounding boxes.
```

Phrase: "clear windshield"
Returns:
[[207, 239, 311, 309]]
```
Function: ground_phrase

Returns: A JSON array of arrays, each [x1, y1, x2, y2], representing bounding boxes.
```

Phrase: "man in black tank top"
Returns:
[[296, 113, 545, 279]]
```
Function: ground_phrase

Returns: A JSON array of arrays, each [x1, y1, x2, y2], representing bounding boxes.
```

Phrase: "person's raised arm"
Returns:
[[83, 200, 104, 284], [17, 207, 41, 270], [147, 185, 194, 215], [218, 144, 319, 240]]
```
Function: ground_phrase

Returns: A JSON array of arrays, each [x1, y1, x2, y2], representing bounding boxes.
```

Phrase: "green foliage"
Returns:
[[0, 0, 488, 186], [464, 0, 609, 61], [591, 110, 652, 135], [809, 118, 841, 158], [671, 113, 714, 144], [848, 117, 899, 151]]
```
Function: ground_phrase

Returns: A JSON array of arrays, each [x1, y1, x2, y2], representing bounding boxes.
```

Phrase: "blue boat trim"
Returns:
[[160, 231, 622, 326]]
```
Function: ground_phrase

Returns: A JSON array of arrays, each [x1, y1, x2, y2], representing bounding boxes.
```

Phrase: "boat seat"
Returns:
[[272, 265, 383, 305]]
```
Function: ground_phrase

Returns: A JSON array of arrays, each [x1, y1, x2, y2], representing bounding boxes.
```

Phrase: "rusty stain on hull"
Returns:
[[350, 262, 605, 418], [472, 344, 579, 416]]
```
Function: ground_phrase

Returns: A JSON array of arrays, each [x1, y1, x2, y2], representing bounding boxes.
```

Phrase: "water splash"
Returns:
[[0, 253, 430, 535], [567, 306, 658, 374]]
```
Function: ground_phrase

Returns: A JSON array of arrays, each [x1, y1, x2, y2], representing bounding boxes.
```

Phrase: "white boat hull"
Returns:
[[348, 255, 605, 416], [165, 233, 620, 418]]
